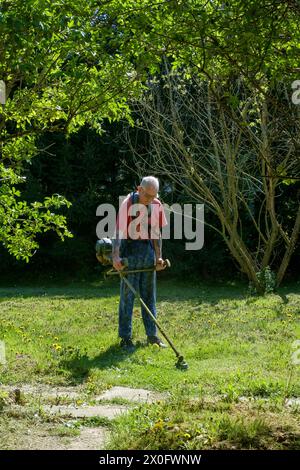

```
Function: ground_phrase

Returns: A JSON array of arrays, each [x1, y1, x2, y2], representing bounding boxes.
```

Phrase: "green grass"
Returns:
[[108, 390, 300, 450], [0, 278, 300, 449]]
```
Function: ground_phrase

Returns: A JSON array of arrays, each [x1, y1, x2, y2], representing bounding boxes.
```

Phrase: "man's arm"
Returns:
[[153, 232, 163, 266], [152, 200, 167, 266], [112, 236, 123, 271], [112, 194, 132, 270], [112, 196, 128, 271]]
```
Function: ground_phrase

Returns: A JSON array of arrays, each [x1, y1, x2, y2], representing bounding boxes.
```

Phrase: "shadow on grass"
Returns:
[[58, 342, 145, 385], [0, 281, 119, 300], [1, 281, 300, 321], [277, 292, 289, 304], [0, 279, 251, 303]]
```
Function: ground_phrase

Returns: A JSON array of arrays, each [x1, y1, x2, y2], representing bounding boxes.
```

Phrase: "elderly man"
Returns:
[[112, 176, 168, 351]]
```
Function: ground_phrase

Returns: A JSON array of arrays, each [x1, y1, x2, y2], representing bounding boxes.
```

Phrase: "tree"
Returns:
[[113, 0, 300, 84], [126, 70, 300, 292], [0, 0, 145, 260], [2, 0, 300, 263]]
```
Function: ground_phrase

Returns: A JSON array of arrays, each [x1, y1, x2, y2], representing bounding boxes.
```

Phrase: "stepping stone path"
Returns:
[[43, 404, 129, 419], [1, 384, 166, 450], [285, 398, 300, 407], [15, 425, 109, 451], [96, 386, 164, 404], [2, 384, 299, 450]]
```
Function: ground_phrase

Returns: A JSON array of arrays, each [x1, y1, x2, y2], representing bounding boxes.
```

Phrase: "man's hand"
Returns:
[[113, 255, 123, 271], [156, 258, 165, 271]]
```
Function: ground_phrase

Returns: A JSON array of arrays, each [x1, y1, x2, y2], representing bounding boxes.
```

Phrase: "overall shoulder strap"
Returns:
[[128, 192, 137, 223], [127, 191, 135, 209], [129, 191, 137, 207]]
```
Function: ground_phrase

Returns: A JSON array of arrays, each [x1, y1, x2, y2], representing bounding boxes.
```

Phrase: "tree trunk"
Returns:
[[276, 204, 300, 286]]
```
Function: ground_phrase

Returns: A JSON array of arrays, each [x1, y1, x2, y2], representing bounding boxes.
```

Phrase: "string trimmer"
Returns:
[[95, 238, 188, 370], [104, 258, 171, 278]]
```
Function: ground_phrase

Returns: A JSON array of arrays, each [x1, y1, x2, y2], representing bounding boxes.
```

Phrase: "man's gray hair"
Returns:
[[140, 176, 159, 192]]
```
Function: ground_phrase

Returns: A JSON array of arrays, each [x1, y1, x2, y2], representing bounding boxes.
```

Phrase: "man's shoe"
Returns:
[[120, 338, 135, 352], [147, 336, 167, 348]]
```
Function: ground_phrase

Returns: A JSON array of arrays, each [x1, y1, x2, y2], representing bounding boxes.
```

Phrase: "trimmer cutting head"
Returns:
[[175, 355, 189, 370]]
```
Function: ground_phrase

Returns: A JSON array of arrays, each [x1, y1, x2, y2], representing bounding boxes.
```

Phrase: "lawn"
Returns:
[[0, 277, 299, 449]]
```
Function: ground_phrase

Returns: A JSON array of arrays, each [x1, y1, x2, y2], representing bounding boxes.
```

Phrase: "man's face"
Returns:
[[137, 185, 157, 205]]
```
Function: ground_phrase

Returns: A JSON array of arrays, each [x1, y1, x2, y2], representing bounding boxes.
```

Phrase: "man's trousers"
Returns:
[[118, 239, 157, 339]]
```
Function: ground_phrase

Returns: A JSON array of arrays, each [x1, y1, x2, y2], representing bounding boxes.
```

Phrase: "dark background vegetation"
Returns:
[[0, 121, 298, 284]]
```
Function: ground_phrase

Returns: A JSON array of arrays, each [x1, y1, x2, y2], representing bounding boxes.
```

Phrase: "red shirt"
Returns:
[[115, 192, 167, 240]]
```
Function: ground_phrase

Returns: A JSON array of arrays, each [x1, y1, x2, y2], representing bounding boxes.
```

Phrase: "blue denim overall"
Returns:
[[118, 198, 157, 340]]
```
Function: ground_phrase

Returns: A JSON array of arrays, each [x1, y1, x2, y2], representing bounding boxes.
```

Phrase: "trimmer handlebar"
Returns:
[[105, 258, 171, 276]]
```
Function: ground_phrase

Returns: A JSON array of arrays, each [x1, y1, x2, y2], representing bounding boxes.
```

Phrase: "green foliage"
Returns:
[[105, 0, 300, 84], [0, 162, 73, 260], [249, 267, 277, 295], [108, 390, 294, 449], [0, 0, 145, 260], [216, 415, 270, 448], [1, 0, 300, 266], [0, 391, 9, 411]]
